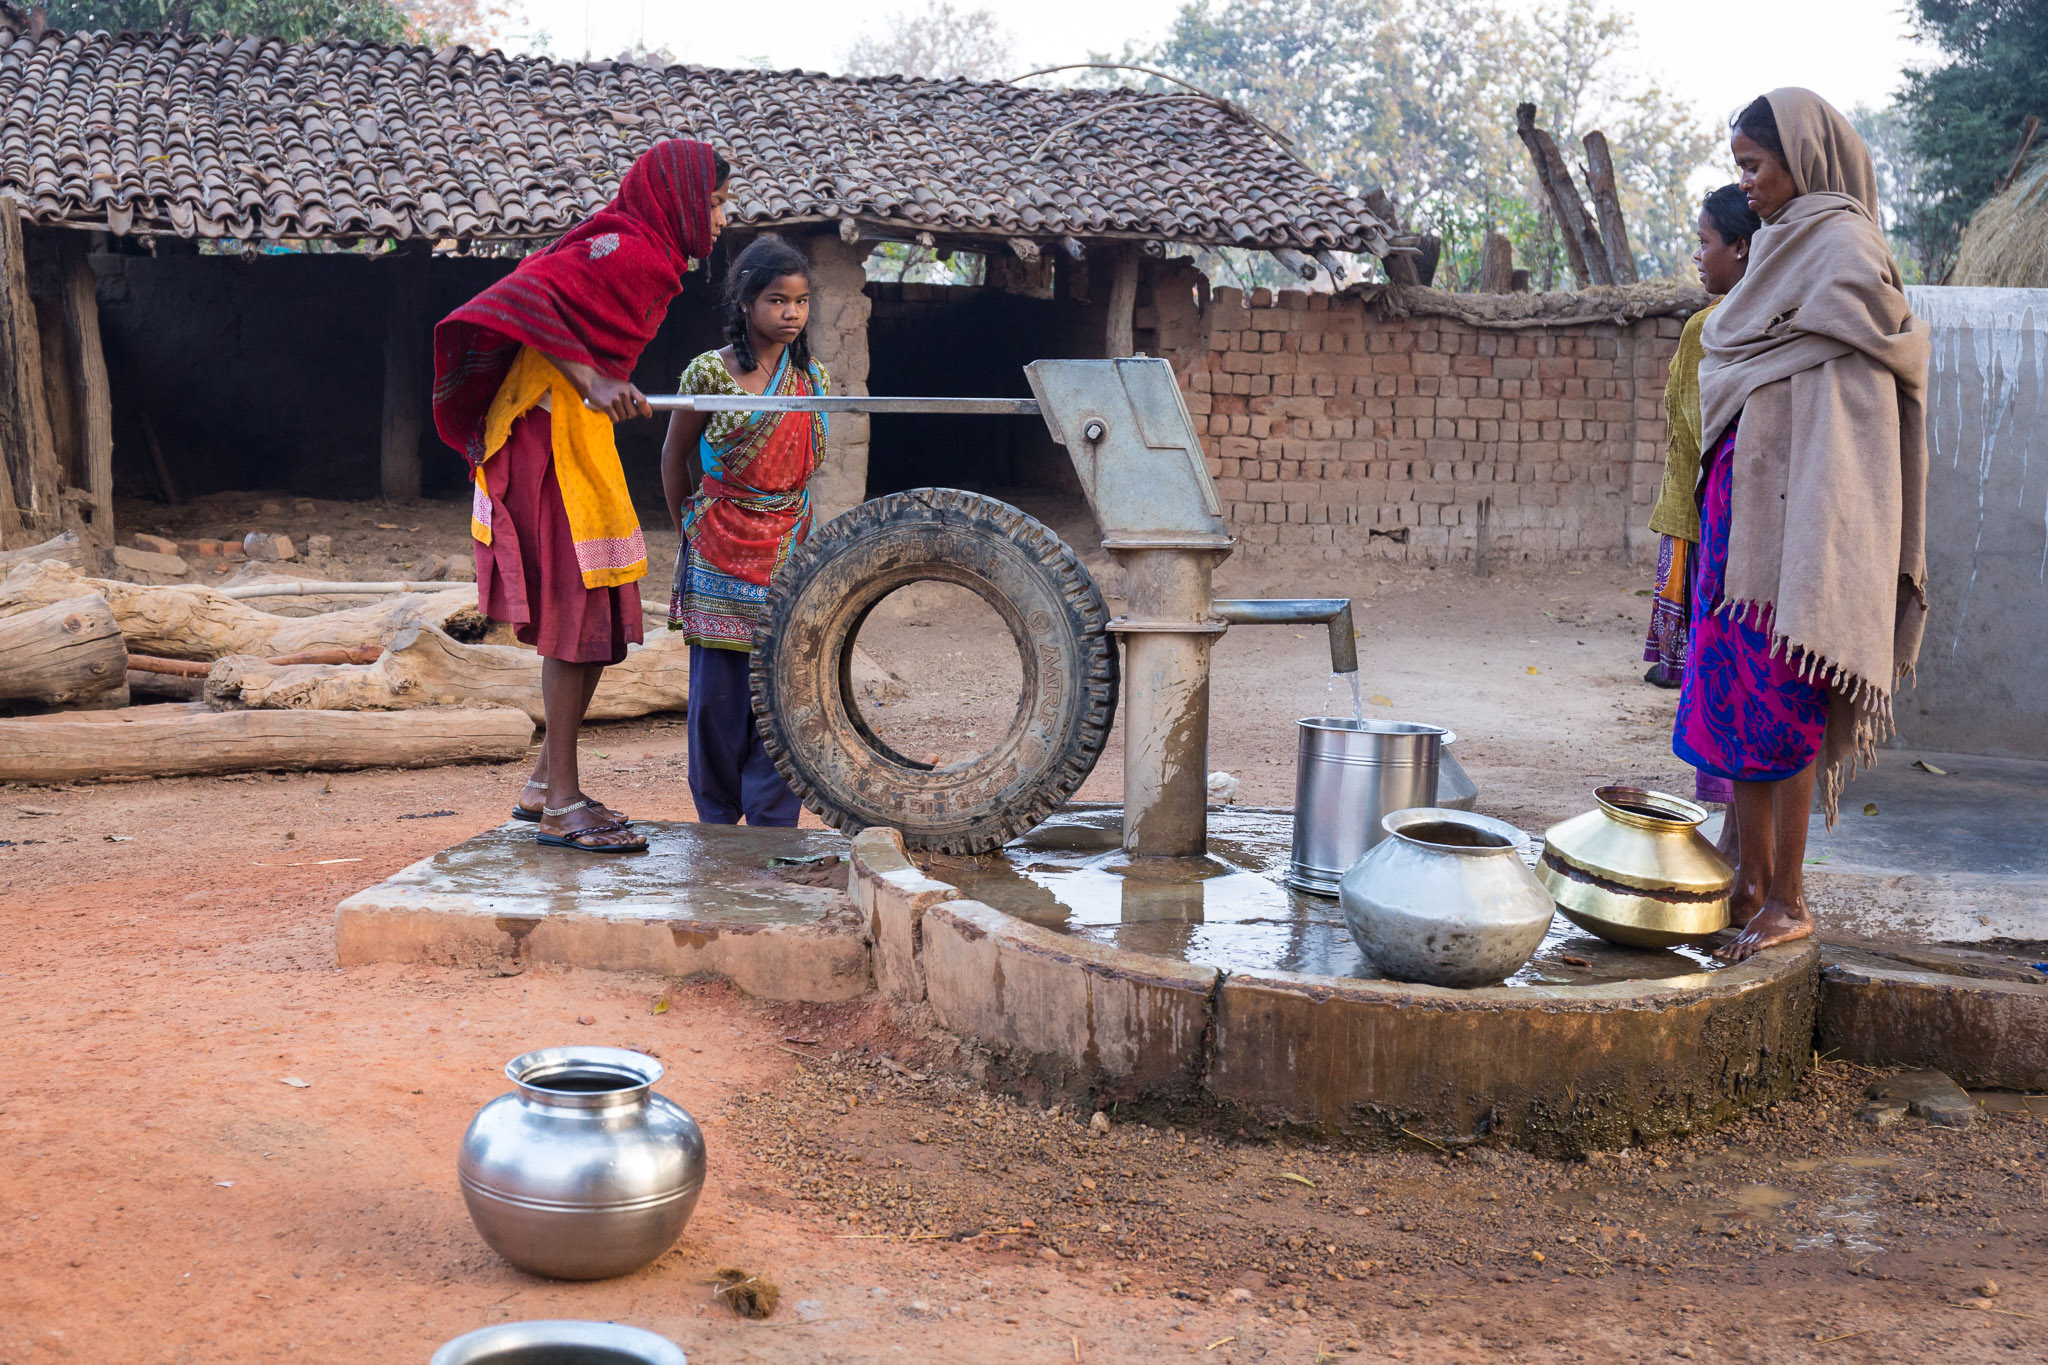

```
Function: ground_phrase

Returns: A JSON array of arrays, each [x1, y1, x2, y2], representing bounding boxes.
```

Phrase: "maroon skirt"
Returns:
[[474, 408, 643, 665]]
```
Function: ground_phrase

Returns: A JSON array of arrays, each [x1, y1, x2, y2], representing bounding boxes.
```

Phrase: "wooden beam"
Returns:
[[1515, 103, 1608, 288], [1362, 188, 1422, 287], [0, 197, 62, 548], [379, 241, 430, 501], [1581, 131, 1638, 284], [1271, 247, 1318, 280], [59, 236, 114, 548], [1477, 232, 1515, 294], [1103, 245, 1140, 358]]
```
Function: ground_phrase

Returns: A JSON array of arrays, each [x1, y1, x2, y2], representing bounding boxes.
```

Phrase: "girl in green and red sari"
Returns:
[[661, 236, 829, 826]]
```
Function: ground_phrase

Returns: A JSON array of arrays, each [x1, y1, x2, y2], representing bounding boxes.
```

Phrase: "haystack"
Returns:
[[1950, 150, 2048, 289]]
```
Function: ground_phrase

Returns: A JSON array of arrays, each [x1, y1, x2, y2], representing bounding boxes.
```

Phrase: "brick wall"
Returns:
[[1176, 286, 1691, 566]]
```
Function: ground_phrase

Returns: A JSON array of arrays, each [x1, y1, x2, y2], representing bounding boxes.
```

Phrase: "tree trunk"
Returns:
[[1477, 232, 1515, 294], [1516, 104, 1609, 289], [0, 529, 89, 575], [0, 703, 536, 782], [0, 561, 475, 659], [1580, 132, 1638, 285], [207, 623, 691, 724], [0, 592, 128, 708], [1363, 189, 1423, 287]]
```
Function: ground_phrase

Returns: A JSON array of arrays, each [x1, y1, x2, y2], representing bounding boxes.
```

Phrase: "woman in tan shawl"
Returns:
[[1680, 89, 1929, 962]]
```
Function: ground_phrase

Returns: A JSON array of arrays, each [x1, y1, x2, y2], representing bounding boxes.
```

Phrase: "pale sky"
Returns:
[[513, 0, 1939, 133]]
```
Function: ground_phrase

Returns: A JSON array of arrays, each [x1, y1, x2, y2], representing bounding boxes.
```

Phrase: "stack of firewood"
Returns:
[[0, 536, 696, 784]]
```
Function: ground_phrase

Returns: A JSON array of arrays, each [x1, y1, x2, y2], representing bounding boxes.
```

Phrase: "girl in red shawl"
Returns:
[[433, 139, 729, 852], [661, 235, 829, 826]]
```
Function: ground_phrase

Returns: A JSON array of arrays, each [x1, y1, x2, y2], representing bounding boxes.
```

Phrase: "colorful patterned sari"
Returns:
[[1674, 420, 1830, 783], [668, 348, 830, 649]]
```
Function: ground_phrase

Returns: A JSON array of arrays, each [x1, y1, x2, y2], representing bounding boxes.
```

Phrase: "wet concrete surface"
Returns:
[[929, 806, 1726, 987], [360, 820, 852, 925]]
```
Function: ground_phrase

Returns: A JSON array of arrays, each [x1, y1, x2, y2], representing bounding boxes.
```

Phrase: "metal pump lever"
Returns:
[[635, 395, 1042, 415]]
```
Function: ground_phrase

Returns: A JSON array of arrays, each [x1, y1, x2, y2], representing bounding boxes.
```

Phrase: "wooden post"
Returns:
[[1104, 244, 1139, 358], [1364, 188, 1422, 286], [1581, 132, 1638, 284], [1516, 103, 1609, 288], [1477, 232, 1514, 293], [0, 197, 62, 548], [59, 235, 115, 548], [379, 240, 430, 501]]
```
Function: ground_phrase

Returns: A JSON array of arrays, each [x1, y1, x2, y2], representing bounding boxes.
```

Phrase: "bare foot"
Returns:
[[1726, 879, 1766, 931], [518, 780, 629, 826], [1715, 899, 1811, 962]]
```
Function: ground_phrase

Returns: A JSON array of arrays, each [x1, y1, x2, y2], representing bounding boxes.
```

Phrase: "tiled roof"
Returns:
[[0, 15, 1391, 253]]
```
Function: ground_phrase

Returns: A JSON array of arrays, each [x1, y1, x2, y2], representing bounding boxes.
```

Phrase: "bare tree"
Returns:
[[842, 2, 1015, 81]]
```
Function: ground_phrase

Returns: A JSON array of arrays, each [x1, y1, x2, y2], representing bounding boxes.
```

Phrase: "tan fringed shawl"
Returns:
[[1698, 88, 1931, 824]]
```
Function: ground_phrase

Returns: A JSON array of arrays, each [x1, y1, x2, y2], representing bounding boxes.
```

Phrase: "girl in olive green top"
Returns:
[[1644, 185, 1762, 697]]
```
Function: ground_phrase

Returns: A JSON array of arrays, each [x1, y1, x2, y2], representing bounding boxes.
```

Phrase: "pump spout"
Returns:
[[1211, 599, 1357, 674]]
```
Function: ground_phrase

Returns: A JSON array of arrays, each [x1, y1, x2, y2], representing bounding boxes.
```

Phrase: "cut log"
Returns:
[[1516, 103, 1608, 288], [0, 703, 536, 782], [0, 561, 475, 660], [1580, 131, 1638, 284], [0, 529, 89, 574], [1363, 188, 1423, 287], [0, 592, 128, 707], [127, 669, 205, 702], [207, 623, 691, 724], [1477, 232, 1515, 294]]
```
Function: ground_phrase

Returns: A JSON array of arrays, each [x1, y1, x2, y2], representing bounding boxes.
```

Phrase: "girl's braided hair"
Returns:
[[724, 234, 815, 376]]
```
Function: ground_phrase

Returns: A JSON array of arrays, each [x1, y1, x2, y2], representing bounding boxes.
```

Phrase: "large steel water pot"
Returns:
[[1286, 719, 1451, 896], [1338, 808, 1555, 987], [1539, 786, 1733, 948], [458, 1047, 706, 1281], [432, 1319, 688, 1365]]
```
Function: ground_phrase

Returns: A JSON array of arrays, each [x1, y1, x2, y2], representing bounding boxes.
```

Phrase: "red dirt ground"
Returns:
[[3, 502, 2043, 1361]]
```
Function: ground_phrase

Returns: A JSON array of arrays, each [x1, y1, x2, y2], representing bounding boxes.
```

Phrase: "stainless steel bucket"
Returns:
[[1286, 718, 1452, 896]]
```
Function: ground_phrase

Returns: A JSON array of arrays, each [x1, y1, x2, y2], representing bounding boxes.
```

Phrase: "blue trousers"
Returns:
[[687, 645, 802, 827]]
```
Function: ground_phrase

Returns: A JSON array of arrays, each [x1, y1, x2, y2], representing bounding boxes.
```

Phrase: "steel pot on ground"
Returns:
[[457, 1046, 705, 1280], [431, 1320, 688, 1364]]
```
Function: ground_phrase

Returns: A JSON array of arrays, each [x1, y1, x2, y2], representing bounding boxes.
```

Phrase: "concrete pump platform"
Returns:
[[335, 821, 870, 1002]]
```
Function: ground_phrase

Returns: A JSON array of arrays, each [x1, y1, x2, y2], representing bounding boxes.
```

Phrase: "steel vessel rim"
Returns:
[[458, 1171, 706, 1215], [1591, 785, 1709, 831], [1379, 807, 1530, 857], [431, 1318, 688, 1365], [1297, 717, 1456, 742], [504, 1046, 663, 1106]]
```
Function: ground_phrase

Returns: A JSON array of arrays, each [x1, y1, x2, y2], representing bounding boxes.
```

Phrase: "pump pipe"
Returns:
[[1211, 598, 1357, 674]]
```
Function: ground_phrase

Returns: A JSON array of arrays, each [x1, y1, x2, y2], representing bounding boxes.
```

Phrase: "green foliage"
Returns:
[[42, 0, 414, 42], [1150, 0, 1721, 284], [1898, 0, 2048, 268], [1849, 102, 1936, 281]]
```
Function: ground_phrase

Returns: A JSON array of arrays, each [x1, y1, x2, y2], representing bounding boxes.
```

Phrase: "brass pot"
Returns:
[[1538, 787, 1733, 948]]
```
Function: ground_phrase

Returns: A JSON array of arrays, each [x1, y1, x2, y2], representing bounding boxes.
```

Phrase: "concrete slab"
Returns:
[[1805, 749, 2048, 944], [1204, 945, 1818, 1155], [921, 899, 1219, 1100], [848, 827, 958, 1003], [336, 822, 871, 1002], [1820, 947, 2048, 1091]]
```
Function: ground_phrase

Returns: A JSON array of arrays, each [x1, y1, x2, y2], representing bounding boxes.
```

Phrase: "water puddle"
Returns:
[[932, 807, 1726, 985]]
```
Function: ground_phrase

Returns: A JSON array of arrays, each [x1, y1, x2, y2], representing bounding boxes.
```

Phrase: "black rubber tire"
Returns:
[[749, 488, 1118, 855]]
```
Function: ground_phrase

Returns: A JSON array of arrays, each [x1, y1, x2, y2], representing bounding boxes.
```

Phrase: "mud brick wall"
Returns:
[[1177, 287, 1689, 566]]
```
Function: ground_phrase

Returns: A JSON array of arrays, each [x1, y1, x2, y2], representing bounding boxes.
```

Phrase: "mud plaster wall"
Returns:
[[1181, 287, 1686, 568]]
